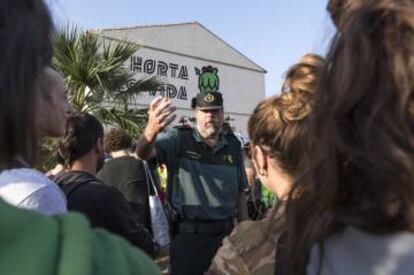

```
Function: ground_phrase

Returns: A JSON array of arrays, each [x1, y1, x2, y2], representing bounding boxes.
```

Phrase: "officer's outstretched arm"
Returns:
[[136, 96, 176, 160]]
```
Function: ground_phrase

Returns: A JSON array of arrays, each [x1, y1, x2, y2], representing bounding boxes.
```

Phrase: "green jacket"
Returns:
[[0, 199, 159, 275]]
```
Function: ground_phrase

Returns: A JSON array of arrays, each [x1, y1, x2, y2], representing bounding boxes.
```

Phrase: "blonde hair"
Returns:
[[248, 54, 325, 176]]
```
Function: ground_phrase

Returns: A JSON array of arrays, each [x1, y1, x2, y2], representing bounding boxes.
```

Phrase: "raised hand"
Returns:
[[144, 96, 176, 140]]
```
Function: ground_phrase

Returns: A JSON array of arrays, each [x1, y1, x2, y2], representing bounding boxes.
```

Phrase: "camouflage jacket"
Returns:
[[208, 204, 285, 275]]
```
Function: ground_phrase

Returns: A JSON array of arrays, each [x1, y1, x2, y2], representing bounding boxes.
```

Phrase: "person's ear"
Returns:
[[252, 145, 268, 177]]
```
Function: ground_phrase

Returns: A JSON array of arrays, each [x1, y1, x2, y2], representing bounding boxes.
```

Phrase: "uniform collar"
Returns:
[[193, 129, 229, 152]]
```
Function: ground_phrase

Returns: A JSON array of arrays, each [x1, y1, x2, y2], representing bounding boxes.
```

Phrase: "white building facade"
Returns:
[[98, 22, 266, 135]]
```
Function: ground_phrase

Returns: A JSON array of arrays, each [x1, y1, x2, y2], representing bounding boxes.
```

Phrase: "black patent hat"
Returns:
[[191, 91, 223, 110]]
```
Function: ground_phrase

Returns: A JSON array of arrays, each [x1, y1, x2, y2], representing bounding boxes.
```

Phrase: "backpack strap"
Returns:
[[59, 181, 86, 198]]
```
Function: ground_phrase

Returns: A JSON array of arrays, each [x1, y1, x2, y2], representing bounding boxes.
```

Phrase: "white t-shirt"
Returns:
[[0, 168, 67, 215]]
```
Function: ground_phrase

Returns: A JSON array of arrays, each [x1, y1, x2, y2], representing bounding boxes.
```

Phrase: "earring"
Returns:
[[258, 168, 267, 177]]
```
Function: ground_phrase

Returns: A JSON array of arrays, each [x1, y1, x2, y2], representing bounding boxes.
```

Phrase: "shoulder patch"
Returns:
[[223, 154, 235, 165]]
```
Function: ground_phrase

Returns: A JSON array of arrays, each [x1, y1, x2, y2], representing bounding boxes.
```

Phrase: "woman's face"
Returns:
[[37, 67, 70, 138]]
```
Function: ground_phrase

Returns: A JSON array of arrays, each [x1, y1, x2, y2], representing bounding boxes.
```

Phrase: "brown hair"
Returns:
[[104, 128, 133, 154], [0, 0, 53, 169], [285, 1, 414, 274], [327, 0, 367, 28], [248, 54, 325, 177]]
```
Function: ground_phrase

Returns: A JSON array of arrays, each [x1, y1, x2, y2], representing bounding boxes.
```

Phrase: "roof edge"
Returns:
[[194, 22, 266, 73], [91, 21, 199, 33], [93, 21, 267, 73]]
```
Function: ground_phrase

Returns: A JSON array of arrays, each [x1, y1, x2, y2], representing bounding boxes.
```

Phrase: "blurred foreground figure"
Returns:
[[285, 1, 414, 274], [0, 67, 68, 215], [0, 0, 158, 274]]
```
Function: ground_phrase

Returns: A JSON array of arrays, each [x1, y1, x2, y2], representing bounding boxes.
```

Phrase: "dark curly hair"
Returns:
[[58, 113, 104, 167], [104, 128, 133, 153]]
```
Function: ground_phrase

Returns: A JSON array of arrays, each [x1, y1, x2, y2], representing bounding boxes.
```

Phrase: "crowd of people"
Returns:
[[2, 0, 414, 274]]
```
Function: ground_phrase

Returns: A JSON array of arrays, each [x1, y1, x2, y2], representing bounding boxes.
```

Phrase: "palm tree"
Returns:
[[38, 26, 162, 171], [52, 25, 162, 135]]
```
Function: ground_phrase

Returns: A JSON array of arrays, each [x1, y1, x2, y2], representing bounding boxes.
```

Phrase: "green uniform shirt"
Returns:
[[0, 199, 159, 275], [156, 127, 248, 221]]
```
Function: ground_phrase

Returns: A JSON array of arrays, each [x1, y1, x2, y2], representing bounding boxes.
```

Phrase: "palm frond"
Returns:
[[112, 75, 163, 105], [41, 24, 164, 170], [94, 107, 149, 135], [52, 24, 163, 131]]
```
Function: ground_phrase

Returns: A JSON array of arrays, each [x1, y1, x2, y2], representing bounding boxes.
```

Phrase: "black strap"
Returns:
[[176, 219, 233, 234], [59, 182, 85, 198], [274, 231, 288, 275]]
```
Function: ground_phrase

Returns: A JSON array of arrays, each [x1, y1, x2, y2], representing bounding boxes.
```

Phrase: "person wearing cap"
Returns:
[[135, 92, 249, 275]]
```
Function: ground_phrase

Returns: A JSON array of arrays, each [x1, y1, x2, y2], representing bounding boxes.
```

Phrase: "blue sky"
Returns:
[[47, 0, 336, 96]]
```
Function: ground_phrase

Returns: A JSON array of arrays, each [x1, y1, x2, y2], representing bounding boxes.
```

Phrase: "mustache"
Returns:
[[206, 122, 219, 128]]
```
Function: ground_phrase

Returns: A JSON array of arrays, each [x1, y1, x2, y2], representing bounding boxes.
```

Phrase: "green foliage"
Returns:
[[37, 137, 60, 172], [39, 25, 162, 171], [52, 25, 162, 133]]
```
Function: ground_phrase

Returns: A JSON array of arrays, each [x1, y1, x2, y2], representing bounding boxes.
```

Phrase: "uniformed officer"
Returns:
[[135, 91, 249, 275]]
